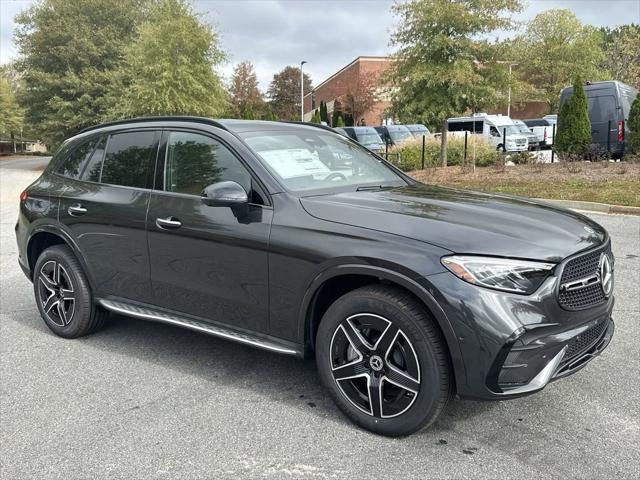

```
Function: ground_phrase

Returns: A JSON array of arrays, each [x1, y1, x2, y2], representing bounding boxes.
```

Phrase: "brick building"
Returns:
[[303, 56, 392, 126]]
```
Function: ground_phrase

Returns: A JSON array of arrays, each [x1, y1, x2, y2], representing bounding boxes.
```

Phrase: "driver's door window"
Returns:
[[165, 131, 252, 197], [489, 126, 501, 137]]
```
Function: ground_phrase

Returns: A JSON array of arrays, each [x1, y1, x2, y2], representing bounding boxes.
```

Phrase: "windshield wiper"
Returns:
[[356, 185, 396, 191]]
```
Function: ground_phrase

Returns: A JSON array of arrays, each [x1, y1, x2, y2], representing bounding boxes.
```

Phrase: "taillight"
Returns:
[[618, 120, 624, 142], [20, 190, 28, 202]]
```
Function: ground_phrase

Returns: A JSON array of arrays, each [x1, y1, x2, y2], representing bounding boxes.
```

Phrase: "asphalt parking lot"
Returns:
[[1, 159, 639, 479]]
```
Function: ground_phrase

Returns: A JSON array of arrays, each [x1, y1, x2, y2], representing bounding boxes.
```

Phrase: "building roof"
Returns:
[[303, 56, 391, 99]]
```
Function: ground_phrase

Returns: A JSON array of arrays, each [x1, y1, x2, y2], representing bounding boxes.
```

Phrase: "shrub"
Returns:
[[628, 96, 640, 154], [556, 76, 591, 156], [388, 135, 500, 171]]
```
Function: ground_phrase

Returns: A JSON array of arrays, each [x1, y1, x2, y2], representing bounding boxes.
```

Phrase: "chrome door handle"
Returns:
[[156, 217, 182, 229], [68, 205, 87, 216]]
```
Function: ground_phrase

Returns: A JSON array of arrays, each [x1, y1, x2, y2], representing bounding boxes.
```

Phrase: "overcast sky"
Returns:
[[1, 0, 638, 90]]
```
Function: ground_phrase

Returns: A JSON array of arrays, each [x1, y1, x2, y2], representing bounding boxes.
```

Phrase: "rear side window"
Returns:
[[56, 137, 100, 179], [100, 131, 157, 188]]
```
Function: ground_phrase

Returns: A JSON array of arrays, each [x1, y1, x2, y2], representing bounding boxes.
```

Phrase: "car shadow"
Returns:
[[9, 309, 495, 436]]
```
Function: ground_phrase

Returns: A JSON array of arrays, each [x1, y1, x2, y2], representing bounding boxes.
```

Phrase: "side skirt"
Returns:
[[98, 298, 303, 357]]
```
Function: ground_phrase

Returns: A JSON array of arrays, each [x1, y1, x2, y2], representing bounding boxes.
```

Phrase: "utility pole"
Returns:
[[300, 60, 307, 122]]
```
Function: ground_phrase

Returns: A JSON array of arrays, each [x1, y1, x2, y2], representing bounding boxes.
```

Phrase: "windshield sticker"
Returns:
[[257, 149, 332, 179]]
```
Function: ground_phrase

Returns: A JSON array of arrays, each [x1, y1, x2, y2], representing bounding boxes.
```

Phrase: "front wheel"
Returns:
[[315, 285, 452, 436]]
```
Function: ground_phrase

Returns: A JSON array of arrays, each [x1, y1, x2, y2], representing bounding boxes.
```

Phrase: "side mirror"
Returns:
[[201, 181, 248, 207]]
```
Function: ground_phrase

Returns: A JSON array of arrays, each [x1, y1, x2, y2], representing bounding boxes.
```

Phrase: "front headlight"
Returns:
[[441, 256, 555, 294]]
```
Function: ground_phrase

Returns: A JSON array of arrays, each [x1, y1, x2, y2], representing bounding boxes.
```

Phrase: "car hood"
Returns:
[[300, 184, 606, 262]]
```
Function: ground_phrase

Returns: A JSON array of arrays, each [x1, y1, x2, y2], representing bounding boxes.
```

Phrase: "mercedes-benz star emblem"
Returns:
[[599, 253, 613, 297], [369, 355, 384, 372]]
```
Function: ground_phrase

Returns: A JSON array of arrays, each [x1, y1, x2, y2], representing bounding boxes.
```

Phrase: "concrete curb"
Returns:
[[540, 198, 640, 216]]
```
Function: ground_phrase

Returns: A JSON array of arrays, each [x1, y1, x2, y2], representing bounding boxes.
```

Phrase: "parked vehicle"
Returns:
[[559, 80, 638, 158], [447, 114, 529, 152], [374, 125, 413, 146], [513, 119, 541, 150], [524, 118, 555, 148], [543, 114, 557, 124], [17, 117, 614, 437], [333, 126, 385, 153], [404, 124, 431, 139]]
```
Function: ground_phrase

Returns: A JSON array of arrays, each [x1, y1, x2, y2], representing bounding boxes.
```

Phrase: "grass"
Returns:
[[407, 162, 640, 207]]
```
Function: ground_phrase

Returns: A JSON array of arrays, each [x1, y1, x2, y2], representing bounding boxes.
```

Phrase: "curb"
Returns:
[[539, 198, 640, 216]]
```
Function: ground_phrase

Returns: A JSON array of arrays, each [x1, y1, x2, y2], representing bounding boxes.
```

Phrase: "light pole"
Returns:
[[300, 60, 307, 122], [507, 63, 518, 118]]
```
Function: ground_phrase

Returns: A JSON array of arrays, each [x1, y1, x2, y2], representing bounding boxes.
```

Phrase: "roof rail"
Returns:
[[77, 116, 230, 135], [280, 121, 338, 134]]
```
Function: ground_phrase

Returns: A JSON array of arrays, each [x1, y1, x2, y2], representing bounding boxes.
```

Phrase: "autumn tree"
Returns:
[[388, 0, 522, 130], [510, 9, 606, 112], [229, 61, 264, 119], [104, 0, 227, 119], [339, 72, 377, 127], [267, 66, 312, 121]]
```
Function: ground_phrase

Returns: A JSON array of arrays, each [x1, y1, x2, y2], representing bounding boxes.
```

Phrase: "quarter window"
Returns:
[[56, 137, 100, 179], [80, 136, 107, 182], [164, 132, 252, 197], [100, 131, 157, 188]]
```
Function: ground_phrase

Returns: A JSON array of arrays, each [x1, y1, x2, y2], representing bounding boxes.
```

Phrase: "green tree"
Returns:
[[309, 109, 321, 124], [105, 0, 227, 120], [600, 25, 640, 90], [0, 76, 25, 152], [267, 66, 312, 121], [263, 105, 277, 121], [511, 10, 606, 112], [319, 101, 329, 124], [388, 0, 522, 130], [229, 61, 264, 119], [628, 96, 640, 154], [331, 99, 344, 127], [14, 0, 150, 146], [336, 115, 345, 127], [556, 76, 591, 155]]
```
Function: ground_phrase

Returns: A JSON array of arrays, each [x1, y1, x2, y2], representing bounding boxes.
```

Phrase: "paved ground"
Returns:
[[1, 159, 639, 479]]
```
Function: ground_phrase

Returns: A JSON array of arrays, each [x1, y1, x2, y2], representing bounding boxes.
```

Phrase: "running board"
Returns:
[[98, 299, 300, 356]]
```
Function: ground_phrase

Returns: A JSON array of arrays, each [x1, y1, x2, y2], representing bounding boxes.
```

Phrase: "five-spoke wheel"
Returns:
[[37, 260, 76, 327], [316, 285, 452, 436], [33, 245, 108, 338], [330, 313, 421, 418]]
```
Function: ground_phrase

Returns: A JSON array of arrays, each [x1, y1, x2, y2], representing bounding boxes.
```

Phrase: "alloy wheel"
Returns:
[[37, 260, 75, 327], [329, 313, 421, 418]]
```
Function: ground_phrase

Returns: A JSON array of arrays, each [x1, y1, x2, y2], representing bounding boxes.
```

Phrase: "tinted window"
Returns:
[[165, 131, 252, 197], [57, 137, 100, 179], [588, 96, 617, 123], [80, 135, 107, 182], [100, 131, 156, 188]]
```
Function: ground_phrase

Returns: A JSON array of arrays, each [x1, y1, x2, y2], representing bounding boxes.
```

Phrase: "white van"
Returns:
[[447, 114, 529, 152]]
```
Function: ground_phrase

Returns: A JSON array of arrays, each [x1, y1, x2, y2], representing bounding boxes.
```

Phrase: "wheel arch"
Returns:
[[300, 264, 465, 391], [27, 226, 96, 290]]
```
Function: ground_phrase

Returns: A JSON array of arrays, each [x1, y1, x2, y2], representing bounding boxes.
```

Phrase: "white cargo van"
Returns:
[[447, 114, 529, 152]]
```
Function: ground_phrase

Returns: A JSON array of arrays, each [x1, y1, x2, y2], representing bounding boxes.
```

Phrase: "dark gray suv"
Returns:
[[16, 117, 614, 436]]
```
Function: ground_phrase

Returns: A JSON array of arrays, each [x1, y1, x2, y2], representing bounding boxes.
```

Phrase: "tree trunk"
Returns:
[[440, 119, 448, 167]]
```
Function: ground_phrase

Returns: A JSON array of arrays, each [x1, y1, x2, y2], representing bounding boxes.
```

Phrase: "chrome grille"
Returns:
[[558, 243, 611, 310]]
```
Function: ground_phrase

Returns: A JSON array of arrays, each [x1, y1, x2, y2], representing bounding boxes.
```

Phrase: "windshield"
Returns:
[[387, 127, 413, 143], [497, 125, 522, 136], [514, 124, 531, 134], [241, 130, 406, 192], [356, 132, 384, 146]]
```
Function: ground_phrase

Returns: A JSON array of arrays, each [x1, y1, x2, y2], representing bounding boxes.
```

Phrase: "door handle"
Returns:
[[68, 204, 87, 216], [156, 216, 182, 230]]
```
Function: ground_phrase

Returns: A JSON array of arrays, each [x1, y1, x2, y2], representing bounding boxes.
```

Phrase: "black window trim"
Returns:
[[156, 127, 272, 207]]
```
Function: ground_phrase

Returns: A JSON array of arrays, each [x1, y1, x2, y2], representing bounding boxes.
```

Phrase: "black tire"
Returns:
[[33, 244, 108, 338], [315, 285, 452, 436]]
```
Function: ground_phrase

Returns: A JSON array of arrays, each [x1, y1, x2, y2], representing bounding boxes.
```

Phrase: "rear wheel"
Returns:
[[315, 285, 452, 436], [33, 245, 108, 338]]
